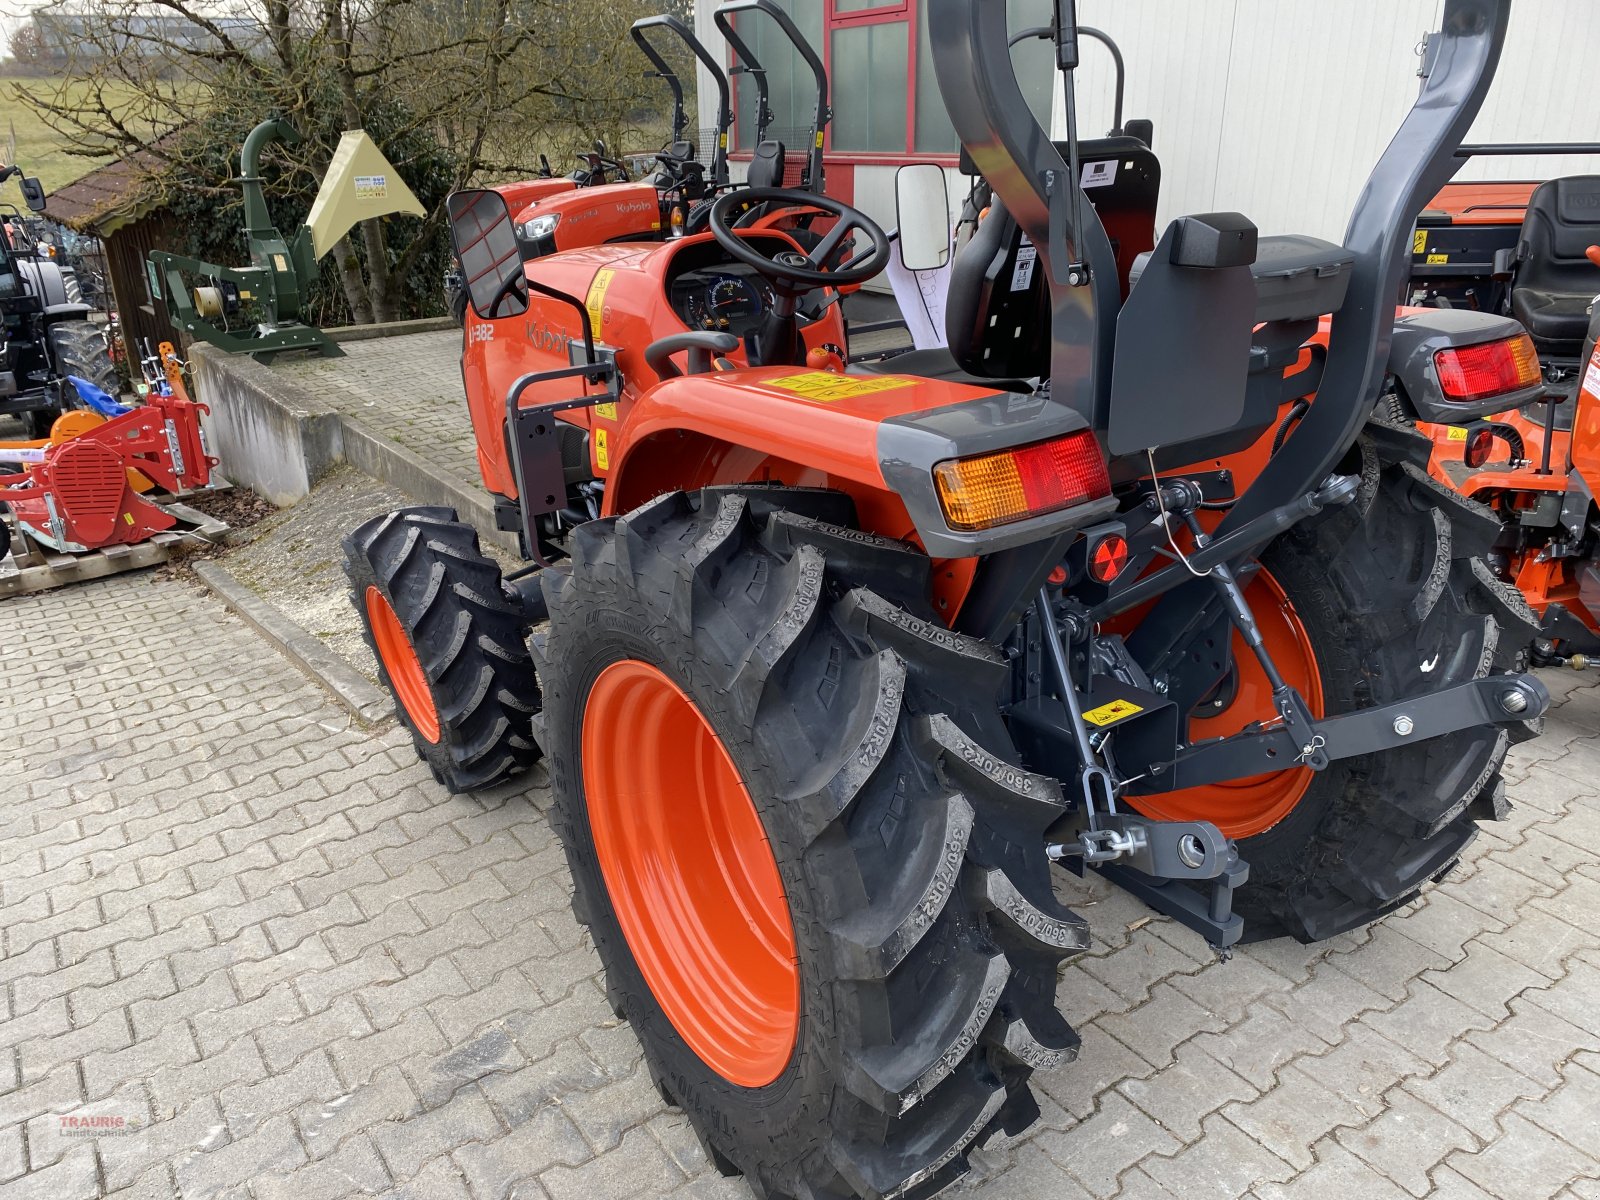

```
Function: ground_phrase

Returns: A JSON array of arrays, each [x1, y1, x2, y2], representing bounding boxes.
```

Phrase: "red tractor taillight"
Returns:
[[933, 431, 1111, 531], [1434, 334, 1541, 402]]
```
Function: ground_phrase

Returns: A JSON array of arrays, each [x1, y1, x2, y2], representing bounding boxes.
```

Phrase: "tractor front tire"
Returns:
[[539, 487, 1086, 1200], [343, 507, 542, 792], [1233, 436, 1539, 942]]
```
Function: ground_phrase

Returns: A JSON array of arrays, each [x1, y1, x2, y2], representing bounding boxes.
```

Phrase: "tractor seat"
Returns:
[[1510, 176, 1600, 358], [746, 140, 787, 189]]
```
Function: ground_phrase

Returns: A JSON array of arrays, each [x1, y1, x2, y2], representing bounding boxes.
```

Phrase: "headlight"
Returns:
[[519, 214, 560, 241]]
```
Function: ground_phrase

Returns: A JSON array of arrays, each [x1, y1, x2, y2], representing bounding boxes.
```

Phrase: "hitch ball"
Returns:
[[1500, 689, 1530, 714]]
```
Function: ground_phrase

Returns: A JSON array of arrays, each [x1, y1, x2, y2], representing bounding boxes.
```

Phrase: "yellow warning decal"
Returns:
[[1412, 230, 1428, 254], [593, 401, 618, 421], [1427, 253, 1449, 265], [766, 372, 917, 403], [594, 427, 610, 471], [585, 268, 615, 338], [1447, 426, 1468, 442], [1082, 699, 1144, 727], [816, 131, 825, 149]]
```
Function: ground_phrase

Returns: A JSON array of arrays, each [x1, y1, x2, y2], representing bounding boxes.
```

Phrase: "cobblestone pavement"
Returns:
[[274, 332, 479, 494], [5, 572, 1600, 1200]]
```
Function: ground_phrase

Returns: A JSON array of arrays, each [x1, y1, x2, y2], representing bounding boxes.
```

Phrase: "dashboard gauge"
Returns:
[[706, 275, 763, 323]]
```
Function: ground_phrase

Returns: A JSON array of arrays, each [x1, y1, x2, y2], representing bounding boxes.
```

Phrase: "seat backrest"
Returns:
[[1516, 175, 1600, 298], [746, 140, 787, 190], [946, 136, 1160, 381], [946, 197, 1050, 379]]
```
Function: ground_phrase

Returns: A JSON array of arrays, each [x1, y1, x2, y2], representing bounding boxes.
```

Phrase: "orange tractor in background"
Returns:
[[1395, 147, 1600, 662], [347, 4, 1548, 1197]]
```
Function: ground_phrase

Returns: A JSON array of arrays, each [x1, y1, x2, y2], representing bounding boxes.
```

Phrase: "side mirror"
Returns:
[[895, 163, 951, 272], [19, 177, 45, 212], [446, 189, 528, 319]]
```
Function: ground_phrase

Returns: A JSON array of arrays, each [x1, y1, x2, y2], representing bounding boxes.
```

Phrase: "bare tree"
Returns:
[[10, 0, 675, 321]]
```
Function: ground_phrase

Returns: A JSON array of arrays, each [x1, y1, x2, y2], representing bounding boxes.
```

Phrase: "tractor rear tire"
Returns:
[[1232, 436, 1539, 942], [343, 507, 542, 792], [48, 320, 119, 404], [539, 487, 1086, 1200]]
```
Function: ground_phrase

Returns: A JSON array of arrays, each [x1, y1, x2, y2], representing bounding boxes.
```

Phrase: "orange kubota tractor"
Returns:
[[346, 3, 1545, 1196]]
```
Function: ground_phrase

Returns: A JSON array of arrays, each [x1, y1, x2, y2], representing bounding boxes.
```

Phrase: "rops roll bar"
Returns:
[[630, 14, 734, 187], [1009, 24, 1125, 136], [714, 0, 830, 192]]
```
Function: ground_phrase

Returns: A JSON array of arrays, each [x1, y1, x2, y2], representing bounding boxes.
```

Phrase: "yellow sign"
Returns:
[[1412, 229, 1428, 255], [594, 401, 618, 421], [766, 372, 917, 403], [1447, 426, 1468, 442], [594, 427, 610, 471], [816, 131, 825, 149], [1082, 699, 1144, 727], [585, 268, 615, 339], [1427, 253, 1449, 265]]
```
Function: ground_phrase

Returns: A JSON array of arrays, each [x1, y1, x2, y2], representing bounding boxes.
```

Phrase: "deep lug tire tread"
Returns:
[[1236, 435, 1536, 942], [343, 506, 541, 792], [540, 489, 1083, 1200]]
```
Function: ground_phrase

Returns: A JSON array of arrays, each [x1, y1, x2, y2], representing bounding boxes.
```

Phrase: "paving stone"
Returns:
[[1222, 1064, 1366, 1171], [372, 1088, 503, 1180], [295, 1064, 421, 1159], [378, 1153, 474, 1200], [1138, 1112, 1294, 1200], [1421, 940, 1549, 1019], [1098, 981, 1227, 1070], [1033, 1020, 1154, 1120], [539, 1124, 681, 1200], [99, 1097, 230, 1192], [1263, 960, 1391, 1044], [1518, 1059, 1600, 1157], [1250, 1141, 1411, 1200], [1118, 1040, 1257, 1142], [1404, 1044, 1546, 1140], [253, 1133, 392, 1200], [257, 997, 374, 1075], [1335, 1090, 1478, 1196], [1447, 1112, 1597, 1200], [1191, 1004, 1331, 1091], [452, 1101, 590, 1200], [479, 1042, 609, 1129], [147, 1033, 268, 1122], [174, 1111, 306, 1200], [1031, 1091, 1178, 1198], [192, 980, 304, 1057], [1358, 979, 1497, 1068], [2, 1144, 99, 1200], [1293, 1024, 1431, 1119], [1467, 997, 1600, 1089]]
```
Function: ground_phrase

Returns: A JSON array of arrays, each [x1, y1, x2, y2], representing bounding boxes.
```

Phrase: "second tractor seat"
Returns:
[[1510, 175, 1600, 359]]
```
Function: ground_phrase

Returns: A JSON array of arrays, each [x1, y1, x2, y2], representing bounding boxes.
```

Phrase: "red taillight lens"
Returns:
[[1434, 334, 1541, 402], [1464, 426, 1496, 469], [933, 431, 1111, 531]]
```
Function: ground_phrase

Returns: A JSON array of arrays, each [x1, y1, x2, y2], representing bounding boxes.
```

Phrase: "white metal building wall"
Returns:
[[692, 2, 1600, 246]]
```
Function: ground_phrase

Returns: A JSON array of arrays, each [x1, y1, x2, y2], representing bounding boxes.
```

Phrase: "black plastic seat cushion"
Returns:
[[1511, 175, 1600, 357]]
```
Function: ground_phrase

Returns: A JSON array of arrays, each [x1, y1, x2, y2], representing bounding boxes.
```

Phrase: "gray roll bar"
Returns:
[[630, 15, 734, 187], [715, 0, 831, 191], [1217, 0, 1509, 531]]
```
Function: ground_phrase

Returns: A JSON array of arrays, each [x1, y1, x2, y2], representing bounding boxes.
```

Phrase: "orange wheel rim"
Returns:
[[1126, 569, 1323, 839], [582, 660, 798, 1087], [364, 585, 441, 743]]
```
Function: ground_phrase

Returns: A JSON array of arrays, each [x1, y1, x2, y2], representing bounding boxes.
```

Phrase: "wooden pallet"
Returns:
[[0, 496, 230, 599]]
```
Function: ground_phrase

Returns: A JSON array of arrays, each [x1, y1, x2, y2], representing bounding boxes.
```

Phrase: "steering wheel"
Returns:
[[708, 187, 891, 290]]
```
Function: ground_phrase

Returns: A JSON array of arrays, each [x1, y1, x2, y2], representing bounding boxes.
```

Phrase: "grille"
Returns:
[[51, 440, 127, 544]]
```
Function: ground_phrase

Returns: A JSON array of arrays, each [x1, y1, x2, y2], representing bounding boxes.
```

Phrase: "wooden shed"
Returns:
[[42, 150, 181, 361]]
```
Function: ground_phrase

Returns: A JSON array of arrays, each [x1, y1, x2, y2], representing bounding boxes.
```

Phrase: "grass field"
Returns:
[[0, 76, 183, 196]]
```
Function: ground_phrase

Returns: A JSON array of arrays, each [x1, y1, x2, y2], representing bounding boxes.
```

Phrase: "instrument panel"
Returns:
[[668, 263, 775, 339]]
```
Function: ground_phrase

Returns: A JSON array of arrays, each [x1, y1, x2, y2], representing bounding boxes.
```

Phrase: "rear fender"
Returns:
[[605, 366, 1117, 558]]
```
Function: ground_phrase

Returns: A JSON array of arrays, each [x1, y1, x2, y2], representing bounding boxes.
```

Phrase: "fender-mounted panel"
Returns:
[[612, 367, 1117, 557]]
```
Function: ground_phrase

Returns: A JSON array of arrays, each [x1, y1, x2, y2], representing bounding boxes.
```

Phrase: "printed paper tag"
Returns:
[[1081, 159, 1117, 189], [1011, 244, 1038, 291]]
